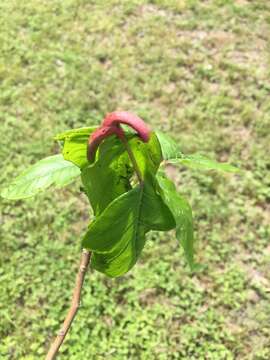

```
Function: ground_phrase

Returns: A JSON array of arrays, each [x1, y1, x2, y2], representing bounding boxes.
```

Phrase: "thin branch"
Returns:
[[45, 249, 92, 360]]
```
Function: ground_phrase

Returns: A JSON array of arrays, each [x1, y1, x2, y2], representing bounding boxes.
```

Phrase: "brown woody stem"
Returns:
[[45, 249, 91, 360]]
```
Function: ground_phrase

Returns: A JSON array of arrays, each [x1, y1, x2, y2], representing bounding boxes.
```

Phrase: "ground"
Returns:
[[0, 1, 270, 359]]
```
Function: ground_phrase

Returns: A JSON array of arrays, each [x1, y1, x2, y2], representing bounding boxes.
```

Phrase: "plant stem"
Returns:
[[45, 249, 91, 360], [119, 132, 144, 185]]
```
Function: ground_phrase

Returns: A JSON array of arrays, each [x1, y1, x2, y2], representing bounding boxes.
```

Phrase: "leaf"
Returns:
[[55, 126, 97, 169], [169, 154, 239, 173], [81, 135, 132, 216], [55, 127, 96, 141], [155, 130, 239, 173], [155, 130, 182, 160], [82, 130, 175, 277], [82, 132, 164, 216], [83, 187, 147, 277], [157, 172, 195, 269], [1, 155, 80, 200], [82, 175, 175, 277], [129, 132, 163, 176]]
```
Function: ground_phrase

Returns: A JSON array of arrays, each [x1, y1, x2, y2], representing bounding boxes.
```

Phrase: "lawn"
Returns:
[[0, 1, 270, 359]]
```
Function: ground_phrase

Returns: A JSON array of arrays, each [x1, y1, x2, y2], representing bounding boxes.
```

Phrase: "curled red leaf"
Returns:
[[87, 111, 151, 163], [103, 111, 150, 142]]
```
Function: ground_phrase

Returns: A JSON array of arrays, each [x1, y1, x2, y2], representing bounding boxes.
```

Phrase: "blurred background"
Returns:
[[0, 1, 269, 359]]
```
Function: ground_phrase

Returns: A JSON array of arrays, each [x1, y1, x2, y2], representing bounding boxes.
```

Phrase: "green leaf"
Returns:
[[155, 130, 239, 173], [81, 135, 132, 216], [155, 130, 182, 160], [129, 132, 162, 176], [82, 131, 175, 277], [83, 175, 175, 277], [157, 172, 195, 269], [1, 155, 80, 200], [55, 126, 97, 169], [83, 187, 147, 277], [169, 154, 239, 173], [55, 127, 96, 141], [82, 132, 164, 216]]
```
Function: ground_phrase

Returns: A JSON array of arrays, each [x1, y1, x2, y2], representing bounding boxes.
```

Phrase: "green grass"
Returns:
[[1, 0, 270, 359]]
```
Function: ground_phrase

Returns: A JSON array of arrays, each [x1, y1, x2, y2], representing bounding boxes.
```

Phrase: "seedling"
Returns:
[[1, 111, 239, 359]]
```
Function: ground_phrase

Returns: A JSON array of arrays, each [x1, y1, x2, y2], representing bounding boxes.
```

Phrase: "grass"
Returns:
[[0, 0, 270, 359]]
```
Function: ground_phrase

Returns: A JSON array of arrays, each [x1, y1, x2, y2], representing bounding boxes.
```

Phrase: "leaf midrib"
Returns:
[[133, 182, 145, 259]]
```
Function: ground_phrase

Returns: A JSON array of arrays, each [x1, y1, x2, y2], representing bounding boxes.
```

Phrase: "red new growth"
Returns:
[[102, 111, 150, 142], [87, 111, 151, 163]]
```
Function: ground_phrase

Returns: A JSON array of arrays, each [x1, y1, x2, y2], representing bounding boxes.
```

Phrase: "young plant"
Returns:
[[1, 111, 239, 359]]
